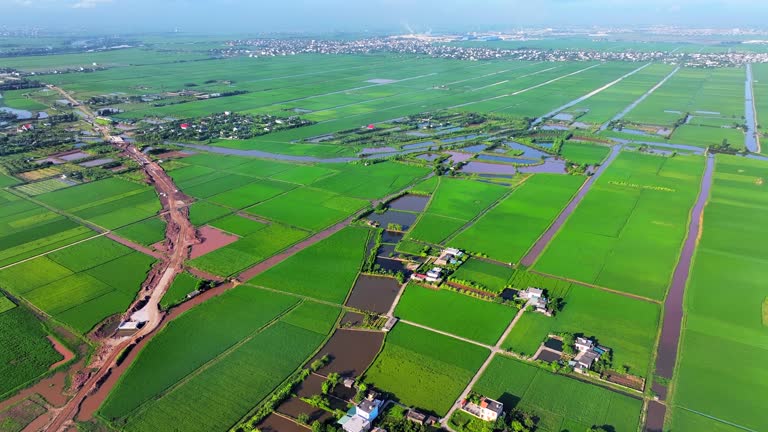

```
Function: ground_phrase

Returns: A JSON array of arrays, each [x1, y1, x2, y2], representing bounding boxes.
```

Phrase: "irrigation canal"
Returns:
[[744, 64, 761, 153], [645, 153, 715, 431]]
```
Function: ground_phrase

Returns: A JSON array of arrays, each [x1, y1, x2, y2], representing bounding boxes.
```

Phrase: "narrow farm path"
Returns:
[[439, 306, 526, 429], [399, 320, 493, 350], [598, 66, 681, 132], [530, 62, 653, 126], [642, 153, 714, 431], [519, 144, 622, 267]]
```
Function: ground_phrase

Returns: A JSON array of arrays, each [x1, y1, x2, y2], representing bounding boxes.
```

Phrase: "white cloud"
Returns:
[[71, 0, 112, 8]]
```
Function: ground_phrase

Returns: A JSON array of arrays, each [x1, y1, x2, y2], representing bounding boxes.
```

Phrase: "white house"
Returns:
[[339, 393, 383, 432], [462, 396, 504, 422], [425, 267, 443, 282], [518, 287, 549, 314]]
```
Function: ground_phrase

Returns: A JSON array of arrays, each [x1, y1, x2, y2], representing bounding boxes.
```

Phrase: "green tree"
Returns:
[[297, 413, 310, 425]]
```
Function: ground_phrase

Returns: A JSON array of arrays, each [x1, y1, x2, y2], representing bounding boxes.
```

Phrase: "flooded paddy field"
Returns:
[[309, 329, 385, 378], [345, 274, 401, 314], [461, 161, 518, 174]]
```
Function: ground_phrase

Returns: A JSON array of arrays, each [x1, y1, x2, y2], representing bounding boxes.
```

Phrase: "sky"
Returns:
[[1, 0, 767, 33]]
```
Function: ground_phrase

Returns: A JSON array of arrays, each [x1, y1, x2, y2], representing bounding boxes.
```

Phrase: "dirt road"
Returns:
[[43, 89, 199, 432]]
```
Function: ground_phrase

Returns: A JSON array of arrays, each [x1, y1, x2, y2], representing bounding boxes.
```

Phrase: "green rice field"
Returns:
[[474, 356, 642, 432], [408, 177, 508, 244], [449, 258, 514, 293], [394, 283, 518, 345], [449, 174, 584, 263], [247, 226, 369, 303], [364, 323, 488, 415], [535, 152, 704, 300], [503, 282, 660, 376], [0, 236, 155, 333], [670, 155, 768, 432]]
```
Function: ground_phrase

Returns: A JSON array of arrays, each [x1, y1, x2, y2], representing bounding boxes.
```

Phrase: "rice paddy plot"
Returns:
[[248, 227, 369, 303], [310, 162, 430, 200], [559, 142, 612, 165], [449, 258, 514, 293], [206, 178, 297, 209], [503, 282, 660, 376], [99, 286, 301, 421], [671, 155, 768, 432], [449, 175, 584, 263], [364, 323, 488, 416], [535, 152, 704, 300], [14, 178, 74, 196], [626, 67, 745, 126], [116, 302, 339, 432], [187, 222, 307, 277], [394, 283, 518, 345], [159, 272, 200, 310], [670, 124, 745, 149], [473, 356, 642, 432], [0, 306, 63, 397], [245, 187, 368, 231], [569, 63, 676, 125], [408, 177, 508, 244], [114, 217, 167, 246]]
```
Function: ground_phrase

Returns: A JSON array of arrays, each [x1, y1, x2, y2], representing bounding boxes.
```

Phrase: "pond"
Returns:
[[614, 127, 651, 136], [0, 106, 33, 120], [309, 329, 386, 377], [374, 256, 409, 274], [388, 194, 430, 212], [503, 141, 549, 159], [518, 158, 567, 174], [435, 126, 463, 135], [403, 141, 436, 150], [381, 230, 404, 243], [477, 154, 538, 165], [447, 151, 474, 163], [359, 146, 396, 155], [460, 143, 487, 153], [406, 131, 431, 137], [461, 161, 517, 175], [345, 275, 402, 314], [441, 134, 483, 144], [366, 210, 418, 230], [415, 153, 442, 162], [540, 125, 570, 131]]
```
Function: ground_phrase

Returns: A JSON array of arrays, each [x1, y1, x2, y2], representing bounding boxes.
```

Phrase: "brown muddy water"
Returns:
[[257, 413, 310, 432], [345, 275, 401, 314], [309, 329, 385, 378]]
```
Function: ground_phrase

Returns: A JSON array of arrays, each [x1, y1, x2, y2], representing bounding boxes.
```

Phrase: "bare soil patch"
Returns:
[[309, 329, 384, 378], [189, 226, 239, 259]]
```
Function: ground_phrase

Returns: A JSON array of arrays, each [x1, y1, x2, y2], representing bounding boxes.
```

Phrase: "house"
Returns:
[[574, 350, 600, 373], [434, 248, 464, 266], [405, 410, 426, 425], [180, 123, 190, 130], [425, 267, 443, 282], [18, 123, 33, 132], [571, 337, 610, 374], [518, 287, 550, 315], [575, 337, 594, 353], [343, 378, 355, 389], [461, 396, 504, 422], [339, 392, 383, 432]]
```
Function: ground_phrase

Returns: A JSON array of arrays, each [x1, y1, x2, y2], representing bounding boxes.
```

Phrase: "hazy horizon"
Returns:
[[2, 0, 768, 34]]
